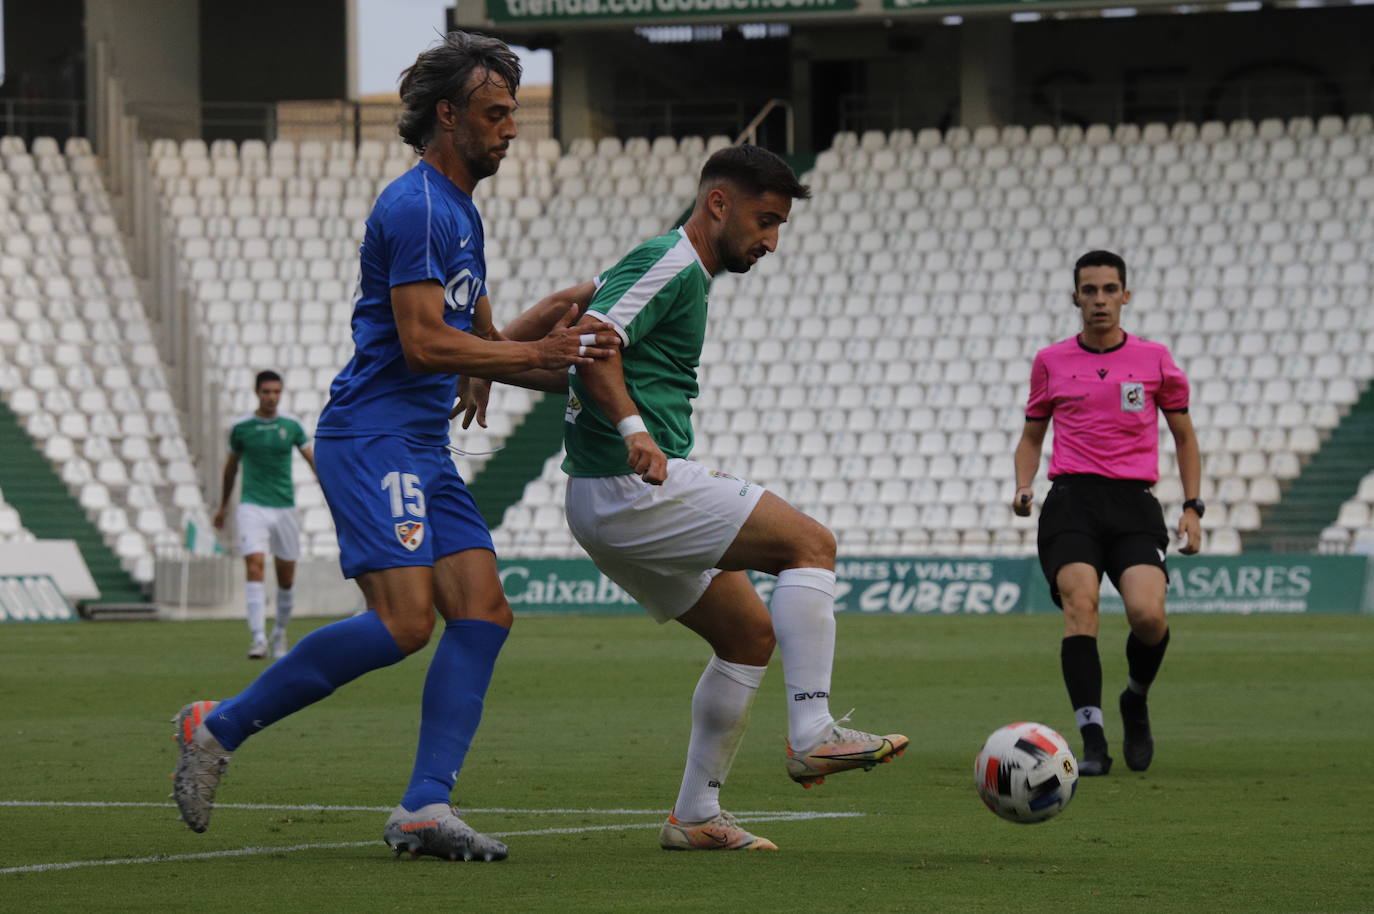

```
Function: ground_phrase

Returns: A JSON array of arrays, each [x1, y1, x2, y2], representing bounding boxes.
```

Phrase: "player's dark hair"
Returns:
[[255, 370, 282, 390], [1074, 250, 1128, 289], [397, 30, 522, 154], [699, 144, 811, 200]]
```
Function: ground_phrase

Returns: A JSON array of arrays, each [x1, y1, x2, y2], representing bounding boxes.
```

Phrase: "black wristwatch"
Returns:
[[1183, 498, 1205, 518]]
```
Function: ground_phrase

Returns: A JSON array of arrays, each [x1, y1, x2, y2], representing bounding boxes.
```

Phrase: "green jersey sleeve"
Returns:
[[589, 244, 701, 348]]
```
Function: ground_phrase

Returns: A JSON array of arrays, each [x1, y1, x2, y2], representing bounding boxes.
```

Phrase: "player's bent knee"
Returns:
[[788, 519, 836, 570], [717, 625, 774, 667], [385, 611, 437, 655], [746, 617, 776, 658], [1060, 597, 1099, 635], [474, 597, 514, 629], [1128, 609, 1168, 643]]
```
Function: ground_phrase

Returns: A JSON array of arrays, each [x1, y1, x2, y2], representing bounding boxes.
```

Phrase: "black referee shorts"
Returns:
[[1036, 474, 1169, 609]]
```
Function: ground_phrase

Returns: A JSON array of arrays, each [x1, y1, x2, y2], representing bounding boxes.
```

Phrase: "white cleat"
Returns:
[[171, 700, 232, 833], [785, 712, 908, 788], [270, 628, 288, 660], [382, 804, 508, 862], [247, 636, 268, 660], [659, 810, 778, 851]]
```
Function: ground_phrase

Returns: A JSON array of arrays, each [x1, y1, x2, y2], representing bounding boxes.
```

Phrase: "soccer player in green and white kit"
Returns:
[[563, 145, 908, 852], [214, 370, 317, 660]]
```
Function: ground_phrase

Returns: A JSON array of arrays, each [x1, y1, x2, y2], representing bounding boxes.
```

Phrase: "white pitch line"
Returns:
[[0, 800, 842, 817], [0, 811, 864, 875]]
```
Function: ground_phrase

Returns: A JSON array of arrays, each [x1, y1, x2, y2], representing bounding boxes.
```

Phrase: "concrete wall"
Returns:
[[84, 0, 199, 107], [199, 0, 348, 103]]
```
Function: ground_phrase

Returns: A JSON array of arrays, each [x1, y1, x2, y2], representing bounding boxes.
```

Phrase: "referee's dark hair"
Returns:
[[255, 370, 282, 390], [699, 144, 812, 201], [1074, 250, 1128, 289], [398, 31, 522, 154]]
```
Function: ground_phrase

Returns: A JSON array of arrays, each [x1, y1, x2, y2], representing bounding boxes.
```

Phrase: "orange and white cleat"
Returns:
[[659, 810, 779, 851], [171, 700, 232, 833], [785, 713, 908, 788]]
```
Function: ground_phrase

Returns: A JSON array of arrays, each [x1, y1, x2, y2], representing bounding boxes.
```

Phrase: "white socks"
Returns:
[[770, 567, 838, 752], [245, 581, 266, 639], [672, 655, 766, 823], [276, 587, 294, 632], [1076, 706, 1105, 729]]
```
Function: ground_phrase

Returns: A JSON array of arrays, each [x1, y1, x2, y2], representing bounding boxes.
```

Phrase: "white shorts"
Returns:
[[236, 503, 301, 562], [564, 458, 766, 623]]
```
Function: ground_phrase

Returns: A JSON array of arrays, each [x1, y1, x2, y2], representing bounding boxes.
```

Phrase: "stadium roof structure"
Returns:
[[454, 0, 1370, 31]]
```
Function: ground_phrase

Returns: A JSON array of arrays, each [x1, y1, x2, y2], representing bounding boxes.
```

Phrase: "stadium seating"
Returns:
[[0, 136, 209, 582], [0, 492, 35, 543], [492, 116, 1374, 558], [11, 116, 1370, 572], [1325, 471, 1374, 553]]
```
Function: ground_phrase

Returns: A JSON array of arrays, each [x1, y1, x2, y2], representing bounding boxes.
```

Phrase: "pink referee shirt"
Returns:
[[1026, 333, 1190, 483]]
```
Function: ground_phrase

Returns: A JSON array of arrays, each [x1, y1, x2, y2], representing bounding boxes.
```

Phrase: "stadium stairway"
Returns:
[[468, 393, 567, 529], [1246, 381, 1374, 550], [0, 401, 147, 606]]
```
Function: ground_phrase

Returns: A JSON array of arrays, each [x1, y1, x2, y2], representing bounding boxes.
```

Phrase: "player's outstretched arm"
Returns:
[[577, 346, 668, 485], [393, 281, 618, 377], [1011, 419, 1048, 516], [499, 280, 599, 342], [1165, 410, 1203, 554], [213, 453, 240, 529]]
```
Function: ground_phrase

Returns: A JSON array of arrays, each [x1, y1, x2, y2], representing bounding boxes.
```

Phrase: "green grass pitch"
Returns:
[[3, 612, 1372, 912]]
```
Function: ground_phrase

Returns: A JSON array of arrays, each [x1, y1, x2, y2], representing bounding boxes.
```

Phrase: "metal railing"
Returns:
[[839, 77, 1374, 135], [126, 97, 552, 145], [735, 98, 794, 155], [0, 99, 85, 143]]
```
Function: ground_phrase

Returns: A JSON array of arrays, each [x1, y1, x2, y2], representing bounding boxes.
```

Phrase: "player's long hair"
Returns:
[[398, 31, 522, 154]]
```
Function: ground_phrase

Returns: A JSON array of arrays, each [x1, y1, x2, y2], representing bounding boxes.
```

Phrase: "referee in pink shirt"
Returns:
[[1012, 250, 1203, 776]]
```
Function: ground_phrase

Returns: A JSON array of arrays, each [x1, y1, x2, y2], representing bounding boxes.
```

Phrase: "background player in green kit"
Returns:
[[214, 370, 317, 660], [562, 145, 908, 852]]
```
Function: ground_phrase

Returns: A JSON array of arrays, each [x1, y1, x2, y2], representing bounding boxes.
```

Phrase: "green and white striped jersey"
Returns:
[[563, 228, 712, 477]]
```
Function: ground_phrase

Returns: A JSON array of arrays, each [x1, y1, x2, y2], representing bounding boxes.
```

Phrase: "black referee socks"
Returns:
[[1125, 628, 1171, 696], [1061, 635, 1105, 743]]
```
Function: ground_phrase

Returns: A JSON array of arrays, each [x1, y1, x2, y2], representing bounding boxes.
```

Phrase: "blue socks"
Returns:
[[400, 618, 510, 812], [206, 610, 405, 751], [202, 611, 509, 812]]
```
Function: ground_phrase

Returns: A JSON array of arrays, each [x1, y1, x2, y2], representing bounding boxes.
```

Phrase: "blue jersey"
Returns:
[[317, 161, 487, 446]]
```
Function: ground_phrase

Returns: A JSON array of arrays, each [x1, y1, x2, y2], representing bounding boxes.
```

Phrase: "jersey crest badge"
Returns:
[[1120, 382, 1145, 412], [395, 521, 425, 551]]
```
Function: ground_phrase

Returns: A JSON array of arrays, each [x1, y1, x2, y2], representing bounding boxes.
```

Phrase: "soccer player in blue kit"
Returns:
[[171, 31, 619, 861]]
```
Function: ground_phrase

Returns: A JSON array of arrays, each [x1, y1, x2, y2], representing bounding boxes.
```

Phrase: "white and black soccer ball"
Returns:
[[974, 722, 1078, 824]]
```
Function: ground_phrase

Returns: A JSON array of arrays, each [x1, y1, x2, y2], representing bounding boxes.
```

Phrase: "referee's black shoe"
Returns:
[[1078, 744, 1113, 776], [1119, 689, 1154, 772]]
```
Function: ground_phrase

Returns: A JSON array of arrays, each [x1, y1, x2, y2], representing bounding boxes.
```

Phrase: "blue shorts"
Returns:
[[316, 435, 494, 579]]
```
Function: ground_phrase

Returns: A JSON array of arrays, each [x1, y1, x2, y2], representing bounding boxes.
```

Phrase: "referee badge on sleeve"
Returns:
[[1120, 382, 1145, 412], [395, 521, 425, 551]]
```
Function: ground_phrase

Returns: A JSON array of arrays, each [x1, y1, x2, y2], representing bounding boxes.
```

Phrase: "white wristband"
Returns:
[[616, 415, 648, 438]]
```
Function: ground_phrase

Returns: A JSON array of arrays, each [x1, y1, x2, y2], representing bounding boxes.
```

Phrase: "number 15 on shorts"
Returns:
[[382, 471, 426, 518]]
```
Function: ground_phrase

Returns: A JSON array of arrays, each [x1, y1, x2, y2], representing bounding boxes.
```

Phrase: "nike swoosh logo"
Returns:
[[460, 235, 472, 248]]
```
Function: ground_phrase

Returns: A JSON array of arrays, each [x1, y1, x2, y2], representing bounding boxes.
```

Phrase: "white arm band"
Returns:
[[616, 415, 648, 438]]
